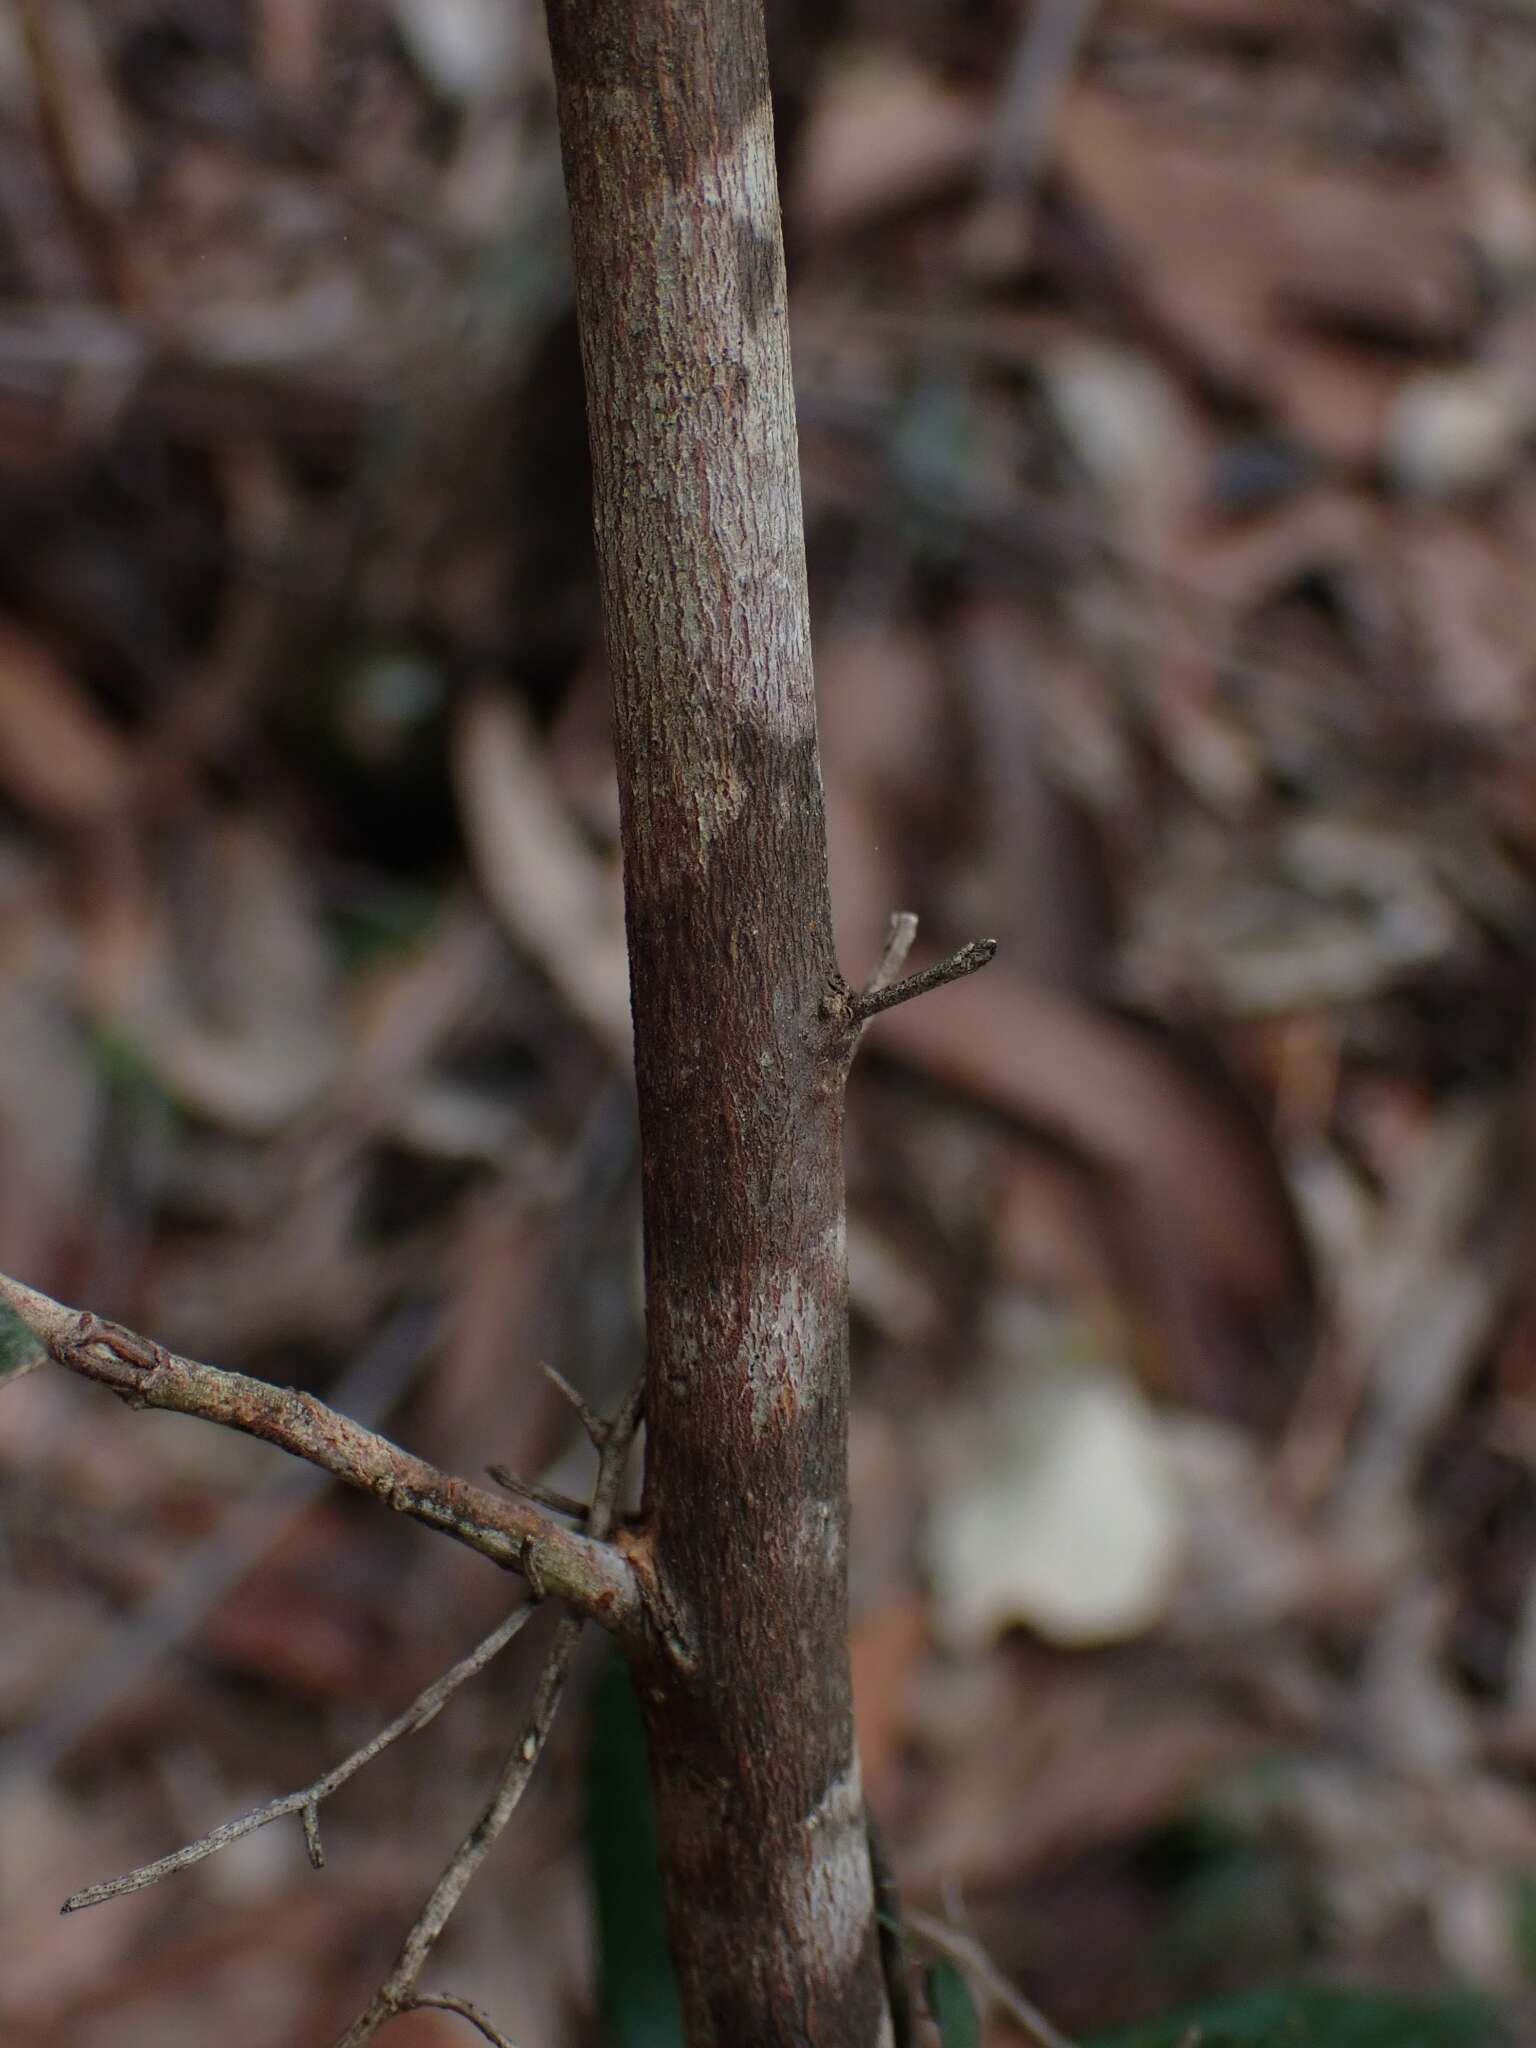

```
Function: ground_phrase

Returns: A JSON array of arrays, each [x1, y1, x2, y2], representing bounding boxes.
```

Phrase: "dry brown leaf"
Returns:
[[990, 1146, 1124, 1314], [953, 596, 1116, 992], [253, 0, 325, 97], [908, 1651, 1256, 1889], [869, 965, 1309, 1425], [870, 967, 1304, 1313], [198, 1537, 386, 1700], [435, 1189, 557, 1450], [1174, 489, 1380, 615], [5, 1889, 358, 2046], [1058, 85, 1473, 406], [0, 621, 132, 826], [124, 815, 342, 1133], [790, 48, 984, 238], [1397, 514, 1536, 727], [1330, 1106, 1515, 1531], [0, 1777, 170, 2031], [1036, 340, 1204, 557], [817, 623, 948, 978], [851, 1594, 927, 1812], [283, 907, 501, 1185], [1264, 332, 1407, 469], [0, 953, 102, 1282], [452, 689, 631, 1062], [146, 1169, 375, 1358]]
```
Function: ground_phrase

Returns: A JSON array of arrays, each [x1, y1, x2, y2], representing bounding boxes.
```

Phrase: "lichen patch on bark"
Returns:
[[741, 1266, 822, 1430]]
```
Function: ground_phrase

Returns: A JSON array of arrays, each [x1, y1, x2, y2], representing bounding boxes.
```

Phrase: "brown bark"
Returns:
[[542, 5, 889, 2045]]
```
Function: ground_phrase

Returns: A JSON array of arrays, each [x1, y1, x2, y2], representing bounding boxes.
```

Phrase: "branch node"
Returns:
[[520, 1535, 547, 1603], [540, 1361, 607, 1448], [60, 1602, 537, 1917], [56, 1308, 168, 1407], [852, 937, 997, 1027]]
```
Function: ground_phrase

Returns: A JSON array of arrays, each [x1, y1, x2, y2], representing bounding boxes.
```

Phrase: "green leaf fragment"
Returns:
[[1087, 1984, 1502, 2048], [926, 1959, 983, 2048]]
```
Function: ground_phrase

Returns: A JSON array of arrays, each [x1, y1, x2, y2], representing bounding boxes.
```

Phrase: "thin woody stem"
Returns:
[[405, 1993, 523, 2047], [336, 1612, 584, 2047], [852, 939, 998, 1025], [62, 1603, 539, 1913], [0, 1272, 640, 1636], [862, 912, 919, 998], [333, 1376, 644, 2045]]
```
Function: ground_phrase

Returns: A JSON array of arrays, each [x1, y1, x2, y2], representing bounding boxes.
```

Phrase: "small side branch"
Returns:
[[853, 932, 997, 1026], [339, 1612, 585, 2047], [62, 1603, 538, 1913], [404, 1993, 523, 2046], [863, 911, 919, 998], [0, 1272, 640, 1637], [334, 1377, 645, 2045]]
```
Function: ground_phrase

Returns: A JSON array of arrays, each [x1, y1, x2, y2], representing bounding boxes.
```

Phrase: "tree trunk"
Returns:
[[542, 6, 889, 2045]]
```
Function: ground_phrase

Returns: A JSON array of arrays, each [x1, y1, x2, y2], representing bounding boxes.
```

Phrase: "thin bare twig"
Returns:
[[852, 938, 998, 1024], [486, 1465, 592, 1523], [984, 0, 1102, 195], [405, 1992, 524, 2047], [907, 1906, 1078, 2048], [17, 0, 140, 306], [61, 1602, 537, 1912], [960, 0, 1102, 275], [863, 911, 919, 999], [334, 1376, 645, 2046], [540, 1359, 608, 1448], [338, 1611, 585, 2048], [1, 1301, 436, 1786], [0, 1272, 640, 1635]]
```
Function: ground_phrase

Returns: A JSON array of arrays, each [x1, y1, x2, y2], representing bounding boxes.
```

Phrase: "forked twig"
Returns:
[[62, 1602, 538, 1912], [849, 912, 996, 1031], [541, 1359, 609, 1448], [333, 1375, 645, 2045]]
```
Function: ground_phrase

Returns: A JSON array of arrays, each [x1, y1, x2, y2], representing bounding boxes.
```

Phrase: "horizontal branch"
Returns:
[[853, 934, 998, 1025], [63, 1601, 537, 1912], [0, 1273, 641, 1637], [862, 911, 919, 999]]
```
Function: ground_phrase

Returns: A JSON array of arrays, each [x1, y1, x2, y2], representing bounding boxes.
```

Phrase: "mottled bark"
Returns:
[[542, 5, 888, 2045]]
